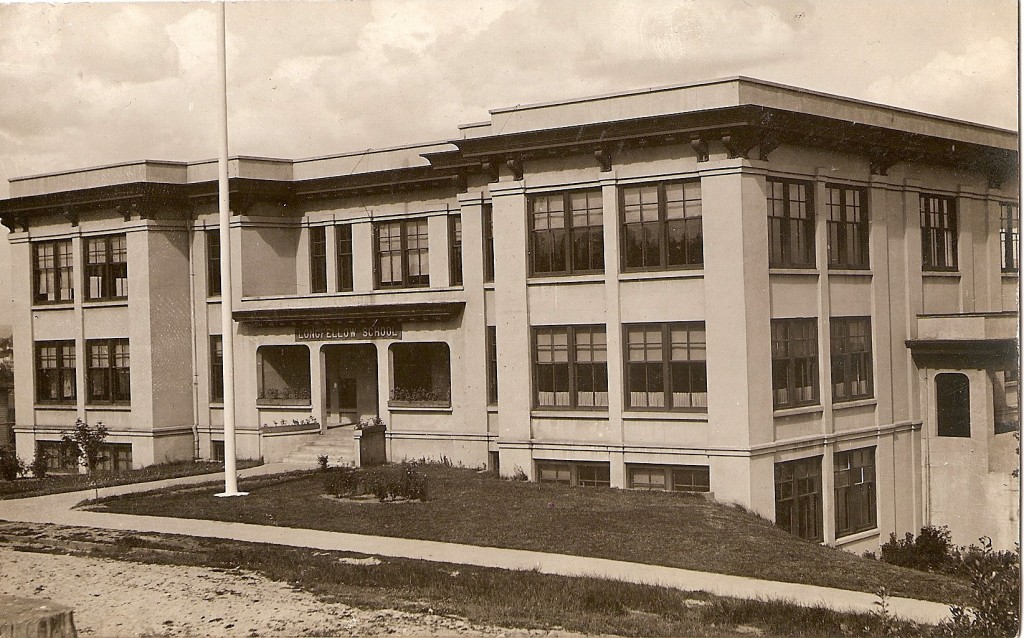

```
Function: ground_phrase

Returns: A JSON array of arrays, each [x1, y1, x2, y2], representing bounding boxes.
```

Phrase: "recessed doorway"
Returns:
[[322, 344, 378, 426]]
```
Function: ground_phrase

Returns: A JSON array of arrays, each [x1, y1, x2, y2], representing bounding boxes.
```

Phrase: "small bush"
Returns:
[[0, 446, 23, 481], [323, 463, 427, 502], [939, 538, 1020, 637], [510, 466, 528, 482], [324, 466, 360, 497], [29, 450, 48, 479], [880, 525, 952, 571], [316, 454, 329, 472]]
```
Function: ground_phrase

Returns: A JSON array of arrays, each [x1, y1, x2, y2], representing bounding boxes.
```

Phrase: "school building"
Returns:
[[1, 77, 1018, 550]]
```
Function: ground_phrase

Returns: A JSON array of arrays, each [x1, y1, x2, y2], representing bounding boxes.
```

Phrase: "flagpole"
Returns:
[[215, 0, 245, 497]]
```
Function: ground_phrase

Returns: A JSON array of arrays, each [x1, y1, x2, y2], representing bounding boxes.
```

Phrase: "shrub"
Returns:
[[29, 449, 48, 479], [324, 466, 360, 497], [880, 525, 952, 571], [324, 463, 427, 502], [939, 538, 1020, 637], [60, 419, 109, 474], [0, 445, 23, 481], [317, 454, 329, 472]]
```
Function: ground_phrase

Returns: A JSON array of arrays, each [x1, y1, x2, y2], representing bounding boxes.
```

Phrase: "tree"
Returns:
[[60, 419, 109, 474]]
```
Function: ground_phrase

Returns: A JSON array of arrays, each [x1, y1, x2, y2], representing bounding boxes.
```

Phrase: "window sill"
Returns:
[[622, 411, 709, 422], [828, 269, 873, 277], [773, 404, 823, 417], [768, 268, 818, 276], [31, 303, 75, 311], [486, 405, 498, 413], [388, 403, 453, 414], [1001, 272, 1019, 279], [34, 404, 77, 411], [833, 398, 877, 411], [82, 299, 129, 309], [834, 528, 879, 547], [921, 271, 961, 278], [85, 404, 132, 411], [531, 409, 609, 419], [257, 403, 312, 410], [527, 274, 605, 286], [619, 269, 703, 282]]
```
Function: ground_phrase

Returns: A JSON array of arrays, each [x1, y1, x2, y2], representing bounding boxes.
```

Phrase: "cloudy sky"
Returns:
[[0, 0, 1018, 329]]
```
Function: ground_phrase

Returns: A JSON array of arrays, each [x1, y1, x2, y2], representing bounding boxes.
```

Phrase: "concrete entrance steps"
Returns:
[[281, 427, 357, 467]]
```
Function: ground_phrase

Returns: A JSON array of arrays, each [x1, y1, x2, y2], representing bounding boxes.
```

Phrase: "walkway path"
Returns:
[[0, 464, 954, 625]]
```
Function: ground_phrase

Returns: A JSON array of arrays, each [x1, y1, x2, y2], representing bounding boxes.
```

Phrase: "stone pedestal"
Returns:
[[0, 595, 77, 638]]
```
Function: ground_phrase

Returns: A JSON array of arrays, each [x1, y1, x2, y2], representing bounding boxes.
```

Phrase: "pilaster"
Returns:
[[352, 222, 375, 293], [325, 224, 338, 293], [428, 214, 451, 289], [600, 174, 625, 487], [457, 192, 491, 450]]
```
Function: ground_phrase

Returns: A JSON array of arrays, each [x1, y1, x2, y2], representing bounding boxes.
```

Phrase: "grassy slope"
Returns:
[[90, 465, 970, 604]]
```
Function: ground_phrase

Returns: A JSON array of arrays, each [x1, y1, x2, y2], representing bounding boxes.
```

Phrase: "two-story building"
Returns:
[[1, 77, 1018, 550]]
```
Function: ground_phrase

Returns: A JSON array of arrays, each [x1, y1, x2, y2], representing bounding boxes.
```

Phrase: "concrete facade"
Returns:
[[1, 77, 1018, 549]]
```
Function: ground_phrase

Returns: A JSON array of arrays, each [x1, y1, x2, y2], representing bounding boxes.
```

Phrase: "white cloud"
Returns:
[[867, 37, 1017, 128]]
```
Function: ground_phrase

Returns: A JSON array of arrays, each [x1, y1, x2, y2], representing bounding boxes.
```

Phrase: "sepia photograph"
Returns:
[[0, 1, 1018, 636]]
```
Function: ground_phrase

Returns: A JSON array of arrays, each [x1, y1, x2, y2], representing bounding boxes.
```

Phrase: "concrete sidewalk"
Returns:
[[0, 463, 954, 625]]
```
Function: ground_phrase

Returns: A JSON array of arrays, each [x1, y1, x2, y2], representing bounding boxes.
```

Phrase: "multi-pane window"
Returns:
[[336, 224, 354, 292], [206, 230, 221, 297], [529, 190, 603, 275], [449, 216, 464, 285], [86, 339, 130, 404], [36, 441, 78, 472], [920, 194, 957, 271], [834, 447, 877, 537], [376, 218, 429, 288], [310, 226, 327, 293], [1000, 203, 1019, 272], [257, 345, 311, 405], [628, 465, 710, 493], [210, 335, 224, 403], [483, 203, 495, 283], [826, 185, 869, 269], [94, 443, 132, 472], [533, 325, 608, 409], [621, 181, 702, 270], [486, 326, 498, 405], [775, 456, 823, 541], [767, 179, 815, 268], [771, 319, 819, 408], [35, 340, 76, 404], [830, 317, 873, 402], [85, 235, 128, 301], [33, 240, 74, 304], [537, 462, 610, 487], [625, 323, 707, 411]]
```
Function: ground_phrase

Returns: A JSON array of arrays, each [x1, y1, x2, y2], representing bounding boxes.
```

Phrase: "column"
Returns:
[[427, 214, 451, 289], [457, 192, 490, 456], [599, 175, 626, 487], [491, 181, 534, 478], [868, 177, 894, 426], [352, 222, 375, 293], [814, 173, 834, 437], [957, 188, 977, 312], [325, 224, 338, 293]]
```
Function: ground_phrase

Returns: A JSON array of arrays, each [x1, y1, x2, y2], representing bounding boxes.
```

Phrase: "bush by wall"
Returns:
[[0, 445, 23, 481], [323, 463, 427, 502], [880, 525, 952, 572]]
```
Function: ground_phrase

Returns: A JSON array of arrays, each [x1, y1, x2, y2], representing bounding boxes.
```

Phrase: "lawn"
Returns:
[[0, 459, 262, 499], [0, 521, 931, 637], [88, 464, 971, 605]]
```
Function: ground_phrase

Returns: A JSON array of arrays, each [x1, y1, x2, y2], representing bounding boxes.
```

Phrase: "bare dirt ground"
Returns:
[[0, 524, 577, 638]]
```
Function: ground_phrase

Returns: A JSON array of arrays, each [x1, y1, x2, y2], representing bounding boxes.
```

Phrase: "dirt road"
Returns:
[[0, 547, 565, 637]]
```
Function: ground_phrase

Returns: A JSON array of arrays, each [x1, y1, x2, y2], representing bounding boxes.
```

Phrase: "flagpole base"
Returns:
[[214, 491, 249, 498]]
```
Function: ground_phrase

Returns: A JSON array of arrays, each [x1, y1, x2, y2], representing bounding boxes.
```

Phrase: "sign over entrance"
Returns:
[[295, 322, 402, 341]]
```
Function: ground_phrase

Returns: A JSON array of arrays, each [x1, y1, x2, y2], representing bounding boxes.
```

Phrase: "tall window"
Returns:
[[625, 322, 707, 411], [336, 224, 354, 292], [206, 230, 221, 297], [449, 215, 464, 285], [771, 319, 818, 408], [775, 456, 823, 541], [767, 179, 815, 268], [920, 194, 957, 271], [529, 190, 603, 275], [483, 203, 495, 283], [533, 325, 608, 409], [33, 240, 74, 304], [310, 226, 327, 293], [486, 325, 498, 405], [86, 339, 130, 404], [826, 185, 869, 268], [830, 317, 873, 402], [621, 181, 702, 271], [35, 340, 76, 404], [210, 335, 224, 402], [376, 218, 429, 288], [1000, 202, 1019, 273], [834, 447, 876, 537], [85, 235, 128, 301], [390, 343, 451, 405], [936, 373, 971, 437]]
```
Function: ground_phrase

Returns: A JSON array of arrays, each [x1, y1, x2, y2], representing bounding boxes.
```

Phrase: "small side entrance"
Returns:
[[323, 344, 378, 426]]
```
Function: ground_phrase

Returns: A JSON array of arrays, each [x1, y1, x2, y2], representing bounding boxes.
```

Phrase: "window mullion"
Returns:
[[659, 184, 668, 269], [567, 327, 577, 409], [399, 221, 409, 286], [563, 193, 573, 273]]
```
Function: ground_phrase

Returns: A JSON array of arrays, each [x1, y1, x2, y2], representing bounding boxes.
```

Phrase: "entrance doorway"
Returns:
[[322, 344, 378, 426]]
